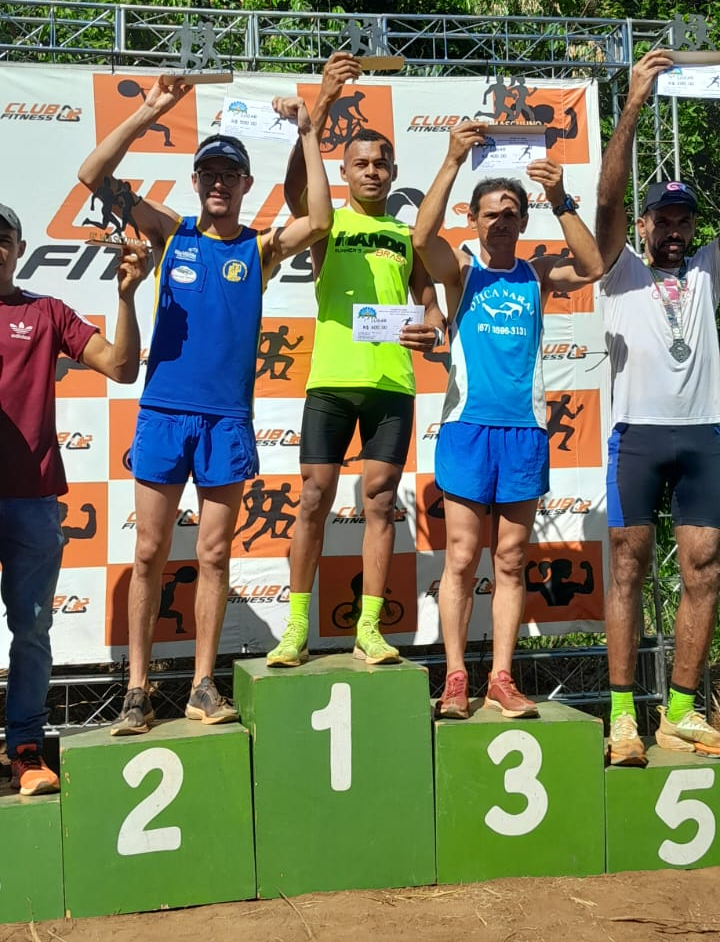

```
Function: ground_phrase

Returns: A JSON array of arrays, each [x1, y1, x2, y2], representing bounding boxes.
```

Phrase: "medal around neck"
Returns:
[[669, 339, 691, 362]]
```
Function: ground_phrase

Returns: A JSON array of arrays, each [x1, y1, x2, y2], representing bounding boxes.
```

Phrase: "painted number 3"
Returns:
[[485, 730, 549, 837], [117, 748, 184, 856]]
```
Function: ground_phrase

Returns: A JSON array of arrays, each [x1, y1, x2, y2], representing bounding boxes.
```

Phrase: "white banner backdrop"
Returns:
[[0, 65, 609, 664]]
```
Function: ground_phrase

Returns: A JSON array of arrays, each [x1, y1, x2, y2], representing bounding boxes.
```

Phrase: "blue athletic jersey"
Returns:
[[141, 217, 263, 419], [441, 256, 545, 429]]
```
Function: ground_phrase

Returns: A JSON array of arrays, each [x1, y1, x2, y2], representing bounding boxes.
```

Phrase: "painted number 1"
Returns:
[[117, 747, 184, 856], [311, 682, 352, 792]]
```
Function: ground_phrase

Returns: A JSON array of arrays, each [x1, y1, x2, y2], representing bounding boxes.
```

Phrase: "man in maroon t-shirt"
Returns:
[[0, 204, 148, 795]]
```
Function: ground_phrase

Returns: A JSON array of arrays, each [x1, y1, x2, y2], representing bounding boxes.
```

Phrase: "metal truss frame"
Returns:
[[0, 4, 697, 733]]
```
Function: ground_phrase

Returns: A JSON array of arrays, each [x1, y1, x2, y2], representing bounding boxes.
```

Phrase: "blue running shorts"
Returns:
[[130, 407, 259, 488], [435, 421, 549, 504]]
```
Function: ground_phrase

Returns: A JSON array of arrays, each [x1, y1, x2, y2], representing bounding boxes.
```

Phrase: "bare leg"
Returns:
[[289, 463, 341, 592], [671, 525, 720, 689], [193, 483, 245, 685], [360, 459, 403, 597], [438, 494, 488, 675], [127, 481, 185, 690], [605, 525, 654, 686], [488, 499, 537, 676]]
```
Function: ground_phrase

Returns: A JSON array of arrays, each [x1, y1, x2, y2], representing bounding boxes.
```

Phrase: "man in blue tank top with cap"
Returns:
[[414, 118, 603, 721], [79, 80, 333, 734]]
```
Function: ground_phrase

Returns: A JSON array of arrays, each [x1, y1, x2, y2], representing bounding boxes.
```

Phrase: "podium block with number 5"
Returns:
[[606, 745, 720, 872], [0, 788, 63, 923], [234, 655, 435, 898], [435, 701, 605, 883], [61, 720, 255, 917]]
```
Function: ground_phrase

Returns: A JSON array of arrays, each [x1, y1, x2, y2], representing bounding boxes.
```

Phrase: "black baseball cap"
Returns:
[[194, 136, 251, 175], [641, 181, 698, 215], [0, 204, 22, 240]]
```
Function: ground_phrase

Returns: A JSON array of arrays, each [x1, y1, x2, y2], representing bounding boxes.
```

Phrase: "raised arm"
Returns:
[[398, 255, 447, 352], [283, 52, 362, 218], [526, 159, 604, 297], [77, 78, 191, 247], [596, 49, 674, 271], [413, 120, 486, 316], [261, 97, 333, 281], [80, 243, 150, 383]]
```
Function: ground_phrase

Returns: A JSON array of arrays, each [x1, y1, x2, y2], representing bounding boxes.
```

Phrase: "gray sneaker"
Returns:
[[185, 676, 237, 725], [110, 687, 154, 736]]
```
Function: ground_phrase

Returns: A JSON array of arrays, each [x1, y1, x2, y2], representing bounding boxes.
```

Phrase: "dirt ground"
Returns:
[[3, 868, 720, 942]]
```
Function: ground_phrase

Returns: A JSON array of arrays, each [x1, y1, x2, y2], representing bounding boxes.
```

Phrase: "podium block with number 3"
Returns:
[[606, 745, 720, 872], [435, 700, 605, 883], [234, 655, 435, 898], [61, 720, 255, 917], [0, 788, 63, 923]]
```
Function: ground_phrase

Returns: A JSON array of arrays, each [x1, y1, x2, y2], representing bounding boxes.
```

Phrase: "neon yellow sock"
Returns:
[[667, 687, 695, 724], [610, 690, 635, 724], [358, 594, 383, 628], [288, 592, 311, 627]]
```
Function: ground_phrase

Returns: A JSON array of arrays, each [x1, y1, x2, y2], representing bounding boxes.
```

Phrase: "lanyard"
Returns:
[[646, 259, 692, 362]]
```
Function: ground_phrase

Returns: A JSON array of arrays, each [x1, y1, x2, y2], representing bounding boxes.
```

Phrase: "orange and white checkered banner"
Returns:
[[0, 66, 608, 664]]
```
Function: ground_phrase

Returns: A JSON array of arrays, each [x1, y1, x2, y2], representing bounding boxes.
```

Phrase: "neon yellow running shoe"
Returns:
[[353, 622, 400, 665], [266, 619, 309, 668]]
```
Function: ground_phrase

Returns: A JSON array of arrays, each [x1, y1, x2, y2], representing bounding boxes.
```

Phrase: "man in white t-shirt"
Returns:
[[597, 49, 720, 767]]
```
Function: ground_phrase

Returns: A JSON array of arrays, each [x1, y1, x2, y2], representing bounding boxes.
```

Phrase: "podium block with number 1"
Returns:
[[235, 655, 436, 898]]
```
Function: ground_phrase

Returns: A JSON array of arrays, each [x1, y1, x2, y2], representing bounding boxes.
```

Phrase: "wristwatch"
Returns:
[[552, 194, 578, 217]]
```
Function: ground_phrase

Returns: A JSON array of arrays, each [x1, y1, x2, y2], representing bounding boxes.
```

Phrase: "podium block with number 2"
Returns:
[[435, 701, 606, 883], [61, 720, 255, 917], [606, 745, 720, 872], [235, 655, 435, 898]]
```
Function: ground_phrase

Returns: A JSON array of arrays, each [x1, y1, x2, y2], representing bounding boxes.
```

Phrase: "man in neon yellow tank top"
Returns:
[[268, 53, 444, 667]]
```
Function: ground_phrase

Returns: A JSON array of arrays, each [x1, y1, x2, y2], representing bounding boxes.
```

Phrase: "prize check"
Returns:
[[220, 97, 298, 143], [472, 128, 546, 171], [657, 65, 720, 99], [352, 304, 424, 343]]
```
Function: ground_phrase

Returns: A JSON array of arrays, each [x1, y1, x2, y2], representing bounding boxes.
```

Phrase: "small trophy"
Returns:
[[83, 177, 152, 251], [159, 18, 233, 86]]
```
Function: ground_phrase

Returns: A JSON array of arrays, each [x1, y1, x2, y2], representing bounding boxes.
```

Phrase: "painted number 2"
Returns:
[[655, 768, 716, 866], [311, 682, 352, 792], [485, 730, 549, 837], [117, 748, 184, 856]]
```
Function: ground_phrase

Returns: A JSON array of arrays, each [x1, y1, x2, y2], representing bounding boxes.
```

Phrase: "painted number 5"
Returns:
[[117, 748, 184, 856], [655, 768, 715, 866], [485, 730, 549, 837]]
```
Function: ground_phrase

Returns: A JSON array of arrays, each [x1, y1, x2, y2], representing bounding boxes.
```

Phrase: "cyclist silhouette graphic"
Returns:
[[332, 571, 403, 630], [321, 91, 368, 152]]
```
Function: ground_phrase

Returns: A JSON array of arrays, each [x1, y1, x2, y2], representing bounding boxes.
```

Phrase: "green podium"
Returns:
[[61, 720, 255, 917], [435, 700, 605, 883], [0, 785, 63, 923], [606, 743, 720, 872], [234, 655, 435, 898]]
